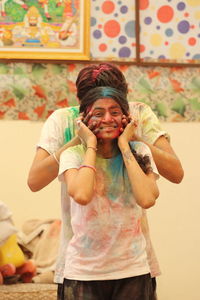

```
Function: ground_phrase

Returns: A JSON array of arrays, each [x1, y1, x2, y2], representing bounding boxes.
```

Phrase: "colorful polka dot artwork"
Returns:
[[139, 0, 200, 62], [90, 0, 200, 63], [90, 0, 136, 60]]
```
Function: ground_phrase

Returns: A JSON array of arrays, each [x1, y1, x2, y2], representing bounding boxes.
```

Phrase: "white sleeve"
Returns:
[[37, 110, 65, 154], [129, 102, 170, 145], [58, 147, 82, 182]]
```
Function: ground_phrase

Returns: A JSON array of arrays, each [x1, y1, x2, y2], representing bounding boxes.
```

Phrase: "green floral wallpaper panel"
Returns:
[[0, 63, 199, 121]]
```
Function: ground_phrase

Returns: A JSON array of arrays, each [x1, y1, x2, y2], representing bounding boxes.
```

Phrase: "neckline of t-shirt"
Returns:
[[96, 152, 121, 161]]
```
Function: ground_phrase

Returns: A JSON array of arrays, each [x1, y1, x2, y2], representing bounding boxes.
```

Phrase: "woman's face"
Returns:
[[87, 98, 123, 139]]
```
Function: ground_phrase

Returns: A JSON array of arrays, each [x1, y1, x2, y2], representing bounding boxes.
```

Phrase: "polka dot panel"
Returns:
[[90, 0, 136, 60], [140, 0, 200, 61]]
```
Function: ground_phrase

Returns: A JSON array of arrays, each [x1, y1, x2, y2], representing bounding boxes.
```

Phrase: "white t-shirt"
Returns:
[[58, 142, 158, 281]]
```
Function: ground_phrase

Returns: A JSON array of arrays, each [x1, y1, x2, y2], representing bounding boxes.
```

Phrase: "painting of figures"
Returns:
[[0, 0, 90, 60]]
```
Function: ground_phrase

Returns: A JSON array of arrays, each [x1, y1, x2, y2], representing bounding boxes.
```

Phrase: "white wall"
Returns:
[[0, 120, 199, 300], [0, 121, 61, 225], [147, 123, 200, 300]]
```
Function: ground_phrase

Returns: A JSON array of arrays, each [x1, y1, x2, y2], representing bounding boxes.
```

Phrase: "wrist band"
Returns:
[[79, 165, 96, 172], [87, 146, 97, 151], [52, 152, 59, 165]]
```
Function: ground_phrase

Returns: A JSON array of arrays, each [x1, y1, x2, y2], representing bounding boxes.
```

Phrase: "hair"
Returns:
[[130, 149, 152, 174], [79, 86, 129, 116], [79, 86, 152, 174], [76, 63, 128, 101]]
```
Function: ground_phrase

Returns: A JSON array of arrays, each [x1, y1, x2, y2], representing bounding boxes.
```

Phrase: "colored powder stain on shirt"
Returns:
[[64, 128, 73, 143], [69, 106, 80, 116], [64, 106, 79, 143], [96, 154, 132, 203]]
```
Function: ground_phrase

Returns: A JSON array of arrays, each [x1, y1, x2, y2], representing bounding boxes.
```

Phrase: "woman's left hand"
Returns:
[[120, 114, 132, 132], [118, 120, 138, 145]]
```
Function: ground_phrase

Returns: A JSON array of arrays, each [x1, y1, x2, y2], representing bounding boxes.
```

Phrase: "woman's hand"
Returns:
[[79, 112, 101, 135], [76, 119, 97, 148], [118, 120, 138, 146], [120, 114, 132, 132]]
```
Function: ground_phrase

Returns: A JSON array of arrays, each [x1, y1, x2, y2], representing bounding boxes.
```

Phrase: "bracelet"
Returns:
[[79, 165, 96, 172], [87, 146, 97, 151], [52, 152, 59, 165]]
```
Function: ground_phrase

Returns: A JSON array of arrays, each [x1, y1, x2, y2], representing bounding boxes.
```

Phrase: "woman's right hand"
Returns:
[[76, 119, 97, 148], [80, 112, 101, 135]]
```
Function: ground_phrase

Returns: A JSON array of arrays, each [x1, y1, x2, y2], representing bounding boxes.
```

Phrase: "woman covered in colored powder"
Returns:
[[58, 86, 160, 300]]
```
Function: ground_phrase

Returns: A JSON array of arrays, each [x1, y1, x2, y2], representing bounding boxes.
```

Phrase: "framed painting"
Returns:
[[0, 0, 90, 60]]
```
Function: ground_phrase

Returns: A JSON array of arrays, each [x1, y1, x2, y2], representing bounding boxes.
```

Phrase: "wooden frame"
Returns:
[[0, 0, 90, 61]]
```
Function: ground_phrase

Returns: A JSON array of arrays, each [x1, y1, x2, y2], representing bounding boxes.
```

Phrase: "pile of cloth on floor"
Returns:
[[0, 201, 61, 284]]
